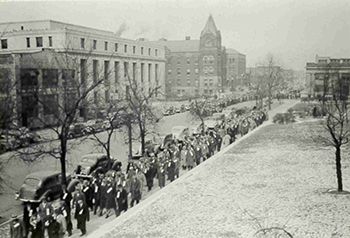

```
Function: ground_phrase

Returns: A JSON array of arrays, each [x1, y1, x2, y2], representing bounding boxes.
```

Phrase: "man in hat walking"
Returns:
[[74, 199, 89, 236]]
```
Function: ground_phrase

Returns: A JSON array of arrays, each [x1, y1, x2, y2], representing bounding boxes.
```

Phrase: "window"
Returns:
[[177, 68, 181, 75], [21, 95, 38, 118], [115, 43, 118, 52], [209, 89, 213, 94], [43, 95, 58, 116], [36, 37, 43, 47], [177, 58, 181, 65], [187, 58, 190, 64], [148, 48, 151, 56], [195, 79, 199, 87], [132, 63, 137, 80], [115, 61, 119, 85], [93, 40, 97, 50], [104, 61, 109, 84], [141, 47, 144, 55], [42, 69, 58, 87], [177, 89, 181, 94], [105, 42, 108, 51], [1, 39, 7, 49], [155, 49, 158, 56], [94, 91, 98, 104], [133, 46, 136, 54], [81, 38, 85, 49], [203, 56, 208, 64], [204, 89, 208, 94], [177, 78, 181, 86], [26, 38, 30, 48], [168, 69, 172, 75], [141, 63, 144, 82], [20, 69, 38, 88], [105, 90, 109, 103], [21, 26, 24, 30], [48, 36, 52, 47], [195, 57, 198, 65], [93, 60, 98, 84], [155, 64, 158, 82], [81, 59, 86, 84], [209, 67, 214, 75], [124, 62, 129, 77], [195, 68, 199, 74], [187, 69, 190, 75], [124, 44, 127, 53], [209, 55, 214, 64], [203, 67, 208, 75], [62, 69, 75, 88], [148, 64, 151, 82], [187, 80, 190, 86]]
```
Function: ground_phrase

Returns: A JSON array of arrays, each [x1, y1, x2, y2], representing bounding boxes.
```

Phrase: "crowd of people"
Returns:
[[10, 104, 268, 238]]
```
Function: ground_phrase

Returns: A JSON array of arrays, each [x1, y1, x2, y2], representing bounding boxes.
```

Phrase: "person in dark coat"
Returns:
[[104, 178, 117, 218], [23, 203, 34, 238], [37, 197, 54, 234], [82, 180, 93, 211], [98, 178, 108, 217], [29, 212, 44, 238], [60, 184, 72, 236], [144, 166, 154, 191], [91, 176, 101, 215], [47, 214, 60, 238], [74, 199, 89, 236], [72, 183, 86, 208], [116, 184, 128, 216], [157, 162, 166, 188], [129, 176, 141, 207], [166, 159, 176, 182], [10, 214, 24, 238], [194, 141, 202, 166]]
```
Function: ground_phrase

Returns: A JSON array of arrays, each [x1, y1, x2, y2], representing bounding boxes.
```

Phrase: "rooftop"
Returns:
[[153, 40, 200, 52]]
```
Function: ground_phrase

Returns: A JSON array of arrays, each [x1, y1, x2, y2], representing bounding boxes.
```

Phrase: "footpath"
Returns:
[[86, 100, 299, 238]]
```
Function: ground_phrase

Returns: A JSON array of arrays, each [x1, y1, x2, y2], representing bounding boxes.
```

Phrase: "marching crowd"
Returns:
[[10, 104, 268, 238]]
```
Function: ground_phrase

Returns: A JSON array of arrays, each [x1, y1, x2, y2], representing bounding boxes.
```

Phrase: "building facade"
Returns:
[[0, 20, 166, 128], [306, 56, 350, 99], [226, 48, 246, 90], [153, 15, 245, 99]]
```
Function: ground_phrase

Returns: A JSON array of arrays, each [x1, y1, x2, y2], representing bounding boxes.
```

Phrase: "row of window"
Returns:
[[0, 36, 53, 49], [173, 55, 215, 65], [81, 38, 159, 56], [168, 67, 215, 76], [176, 89, 213, 95]]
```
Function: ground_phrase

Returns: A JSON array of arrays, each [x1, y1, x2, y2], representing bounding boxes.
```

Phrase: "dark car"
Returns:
[[17, 171, 70, 203], [74, 154, 120, 178], [68, 123, 87, 138], [85, 119, 105, 133]]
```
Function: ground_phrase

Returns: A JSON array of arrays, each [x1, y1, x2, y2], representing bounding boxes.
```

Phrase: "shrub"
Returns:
[[273, 113, 285, 124], [273, 111, 296, 124]]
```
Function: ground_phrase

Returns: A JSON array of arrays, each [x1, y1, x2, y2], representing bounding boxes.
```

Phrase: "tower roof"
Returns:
[[201, 15, 218, 37]]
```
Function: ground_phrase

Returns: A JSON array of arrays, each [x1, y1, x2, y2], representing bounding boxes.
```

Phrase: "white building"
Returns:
[[0, 20, 166, 128]]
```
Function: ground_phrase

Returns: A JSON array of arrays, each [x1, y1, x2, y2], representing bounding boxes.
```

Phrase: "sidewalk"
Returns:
[[87, 100, 299, 238]]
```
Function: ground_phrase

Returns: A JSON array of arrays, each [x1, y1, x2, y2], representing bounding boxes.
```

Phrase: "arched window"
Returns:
[[203, 67, 208, 75], [208, 66, 214, 75], [208, 55, 214, 64], [203, 56, 208, 64]]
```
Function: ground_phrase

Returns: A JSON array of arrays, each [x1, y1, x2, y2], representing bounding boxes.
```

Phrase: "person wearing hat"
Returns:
[[60, 184, 72, 236], [73, 183, 86, 208], [104, 177, 117, 218], [98, 178, 108, 217], [116, 183, 128, 216], [91, 175, 102, 216], [74, 199, 89, 236], [23, 202, 35, 238], [10, 214, 24, 238], [166, 158, 176, 182], [129, 176, 142, 207], [82, 180, 93, 212], [37, 197, 54, 236]]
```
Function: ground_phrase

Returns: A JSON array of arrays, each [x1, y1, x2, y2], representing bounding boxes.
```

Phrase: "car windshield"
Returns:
[[24, 178, 40, 187]]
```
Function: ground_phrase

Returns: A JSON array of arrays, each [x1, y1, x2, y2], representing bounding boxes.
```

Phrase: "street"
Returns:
[[0, 100, 259, 223]]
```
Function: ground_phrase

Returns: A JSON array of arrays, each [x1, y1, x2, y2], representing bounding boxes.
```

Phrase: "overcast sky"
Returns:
[[0, 0, 349, 70]]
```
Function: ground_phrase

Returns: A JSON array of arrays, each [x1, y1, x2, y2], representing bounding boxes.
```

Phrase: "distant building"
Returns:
[[152, 15, 245, 99], [0, 20, 166, 128], [226, 48, 246, 90], [306, 55, 350, 99]]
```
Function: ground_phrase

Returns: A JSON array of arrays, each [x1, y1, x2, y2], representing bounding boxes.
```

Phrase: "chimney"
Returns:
[[185, 36, 191, 40]]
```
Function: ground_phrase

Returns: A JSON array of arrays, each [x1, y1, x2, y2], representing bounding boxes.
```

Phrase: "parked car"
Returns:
[[163, 110, 170, 116], [85, 119, 104, 133], [175, 108, 181, 113], [102, 116, 122, 130], [17, 171, 71, 203], [68, 123, 87, 138]]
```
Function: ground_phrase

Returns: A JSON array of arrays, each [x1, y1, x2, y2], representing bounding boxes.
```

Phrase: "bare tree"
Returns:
[[317, 65, 350, 192], [14, 38, 115, 186]]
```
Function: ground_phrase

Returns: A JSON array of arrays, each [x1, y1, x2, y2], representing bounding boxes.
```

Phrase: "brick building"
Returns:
[[153, 15, 245, 99]]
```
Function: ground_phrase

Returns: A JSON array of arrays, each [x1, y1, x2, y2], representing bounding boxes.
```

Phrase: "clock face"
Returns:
[[205, 40, 212, 47]]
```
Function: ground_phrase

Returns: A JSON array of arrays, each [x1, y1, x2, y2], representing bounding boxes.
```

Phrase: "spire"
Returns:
[[201, 15, 218, 37]]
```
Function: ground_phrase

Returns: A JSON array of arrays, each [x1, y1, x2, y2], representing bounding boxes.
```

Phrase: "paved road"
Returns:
[[0, 99, 260, 224]]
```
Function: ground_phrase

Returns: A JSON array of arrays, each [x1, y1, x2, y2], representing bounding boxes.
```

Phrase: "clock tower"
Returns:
[[199, 15, 224, 96]]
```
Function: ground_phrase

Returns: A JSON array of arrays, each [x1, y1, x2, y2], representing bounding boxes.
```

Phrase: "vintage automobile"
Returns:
[[68, 123, 87, 138], [73, 154, 120, 178], [85, 119, 105, 133], [17, 171, 71, 203]]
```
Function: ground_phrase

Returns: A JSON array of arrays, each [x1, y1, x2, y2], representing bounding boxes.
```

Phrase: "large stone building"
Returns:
[[226, 48, 246, 90], [152, 15, 245, 99], [306, 55, 350, 99], [0, 20, 166, 128]]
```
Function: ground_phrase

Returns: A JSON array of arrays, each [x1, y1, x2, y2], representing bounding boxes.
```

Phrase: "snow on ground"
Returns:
[[89, 103, 350, 238]]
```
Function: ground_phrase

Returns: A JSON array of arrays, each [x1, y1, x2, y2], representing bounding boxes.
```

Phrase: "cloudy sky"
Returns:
[[0, 0, 349, 70]]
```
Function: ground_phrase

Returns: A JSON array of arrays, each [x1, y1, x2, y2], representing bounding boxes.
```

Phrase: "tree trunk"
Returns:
[[268, 89, 272, 110], [60, 137, 67, 186], [140, 124, 145, 156], [128, 119, 132, 161], [336, 146, 343, 191]]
